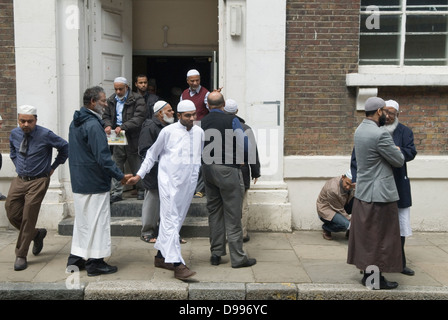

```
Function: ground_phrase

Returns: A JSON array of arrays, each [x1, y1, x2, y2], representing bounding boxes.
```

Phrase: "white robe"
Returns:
[[137, 121, 204, 264], [71, 192, 111, 259]]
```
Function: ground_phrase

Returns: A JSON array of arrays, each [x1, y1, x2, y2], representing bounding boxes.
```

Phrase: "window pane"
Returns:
[[407, 0, 448, 11], [360, 14, 401, 33], [361, 0, 401, 11], [406, 15, 447, 33], [404, 35, 447, 65], [360, 35, 400, 65]]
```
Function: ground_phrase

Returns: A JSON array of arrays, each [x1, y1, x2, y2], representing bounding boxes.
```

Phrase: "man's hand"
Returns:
[[105, 126, 112, 135], [120, 174, 133, 185], [126, 175, 141, 185]]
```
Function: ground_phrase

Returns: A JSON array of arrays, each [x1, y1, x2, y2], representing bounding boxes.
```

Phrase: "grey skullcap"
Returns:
[[365, 97, 385, 112]]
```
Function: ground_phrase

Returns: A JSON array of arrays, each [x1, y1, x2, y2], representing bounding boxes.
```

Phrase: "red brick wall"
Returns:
[[285, 0, 360, 156], [0, 0, 16, 153]]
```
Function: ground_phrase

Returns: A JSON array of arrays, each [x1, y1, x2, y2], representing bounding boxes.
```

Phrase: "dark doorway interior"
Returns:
[[133, 55, 213, 110]]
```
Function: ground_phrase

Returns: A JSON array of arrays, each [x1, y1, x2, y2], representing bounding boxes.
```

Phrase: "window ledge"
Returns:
[[346, 66, 448, 87]]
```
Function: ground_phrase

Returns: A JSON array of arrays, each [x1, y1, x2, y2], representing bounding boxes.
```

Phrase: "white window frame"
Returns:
[[348, 1, 448, 102]]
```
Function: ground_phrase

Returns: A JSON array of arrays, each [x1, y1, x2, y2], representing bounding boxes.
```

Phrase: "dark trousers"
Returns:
[[202, 164, 248, 267], [6, 176, 50, 257]]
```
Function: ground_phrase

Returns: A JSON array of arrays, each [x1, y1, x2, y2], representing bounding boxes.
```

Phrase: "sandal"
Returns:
[[141, 235, 157, 243], [180, 238, 187, 244]]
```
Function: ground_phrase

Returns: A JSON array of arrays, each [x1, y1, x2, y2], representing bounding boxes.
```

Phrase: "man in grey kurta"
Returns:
[[347, 97, 404, 290]]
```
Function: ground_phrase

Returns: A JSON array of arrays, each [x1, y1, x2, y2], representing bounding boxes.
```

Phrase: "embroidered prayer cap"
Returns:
[[224, 99, 238, 113], [18, 105, 37, 115], [364, 97, 385, 112], [153, 100, 168, 113], [385, 99, 399, 112], [345, 169, 352, 180], [114, 77, 129, 86], [177, 100, 196, 113], [187, 69, 200, 77]]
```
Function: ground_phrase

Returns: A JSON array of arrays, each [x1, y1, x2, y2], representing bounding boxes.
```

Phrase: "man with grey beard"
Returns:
[[383, 99, 417, 276]]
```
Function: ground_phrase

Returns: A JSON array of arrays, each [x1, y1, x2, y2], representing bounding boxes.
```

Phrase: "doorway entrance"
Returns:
[[132, 54, 215, 107]]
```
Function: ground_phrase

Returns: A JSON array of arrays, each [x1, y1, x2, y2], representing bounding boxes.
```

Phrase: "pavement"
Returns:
[[1, 227, 448, 306]]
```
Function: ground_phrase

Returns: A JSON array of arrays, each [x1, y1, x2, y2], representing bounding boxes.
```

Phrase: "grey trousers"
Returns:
[[111, 145, 143, 197], [202, 164, 248, 267], [141, 189, 160, 237]]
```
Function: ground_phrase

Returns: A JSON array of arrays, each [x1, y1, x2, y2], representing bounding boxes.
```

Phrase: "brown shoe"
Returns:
[[174, 264, 196, 280], [14, 256, 27, 271], [322, 229, 332, 240], [154, 256, 175, 270]]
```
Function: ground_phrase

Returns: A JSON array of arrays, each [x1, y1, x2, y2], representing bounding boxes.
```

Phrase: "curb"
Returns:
[[2, 281, 448, 300]]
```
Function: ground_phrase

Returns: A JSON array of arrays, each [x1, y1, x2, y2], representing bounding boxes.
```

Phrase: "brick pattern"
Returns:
[[0, 0, 16, 154], [285, 0, 360, 156]]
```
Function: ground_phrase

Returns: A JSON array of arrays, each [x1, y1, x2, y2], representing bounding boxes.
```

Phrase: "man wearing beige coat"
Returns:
[[347, 96, 404, 290]]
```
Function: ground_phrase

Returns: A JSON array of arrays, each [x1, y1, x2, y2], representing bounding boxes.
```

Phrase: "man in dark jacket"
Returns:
[[67, 86, 131, 276], [223, 99, 260, 242], [103, 77, 146, 202], [138, 100, 174, 243]]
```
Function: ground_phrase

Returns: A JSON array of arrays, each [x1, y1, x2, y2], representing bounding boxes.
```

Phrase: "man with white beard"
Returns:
[[383, 99, 417, 276], [127, 99, 204, 280]]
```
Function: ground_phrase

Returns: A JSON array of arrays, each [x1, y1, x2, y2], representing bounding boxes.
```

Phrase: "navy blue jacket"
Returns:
[[69, 107, 124, 194], [350, 122, 417, 208]]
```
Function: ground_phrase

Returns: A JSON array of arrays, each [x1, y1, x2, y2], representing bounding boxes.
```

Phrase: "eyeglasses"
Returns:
[[383, 109, 397, 117]]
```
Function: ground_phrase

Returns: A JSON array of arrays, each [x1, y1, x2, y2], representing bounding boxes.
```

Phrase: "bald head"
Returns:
[[207, 91, 225, 110]]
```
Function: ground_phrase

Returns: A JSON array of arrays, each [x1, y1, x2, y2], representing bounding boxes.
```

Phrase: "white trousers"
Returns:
[[71, 192, 111, 259], [399, 207, 412, 237]]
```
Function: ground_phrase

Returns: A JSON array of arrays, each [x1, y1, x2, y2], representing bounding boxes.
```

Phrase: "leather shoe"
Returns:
[[401, 266, 415, 276], [87, 261, 118, 277], [14, 256, 27, 271], [210, 254, 221, 265], [322, 229, 332, 240], [362, 274, 398, 290], [32, 228, 47, 256], [232, 258, 257, 268], [243, 234, 250, 243], [174, 264, 196, 280], [154, 256, 175, 270], [110, 195, 123, 204]]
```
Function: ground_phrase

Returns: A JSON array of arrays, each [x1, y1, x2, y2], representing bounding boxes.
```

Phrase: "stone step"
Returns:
[[58, 196, 210, 237]]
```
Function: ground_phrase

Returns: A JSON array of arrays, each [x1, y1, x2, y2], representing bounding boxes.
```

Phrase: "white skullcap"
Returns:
[[114, 77, 129, 85], [224, 99, 238, 113], [177, 100, 196, 113], [153, 100, 168, 113], [18, 105, 37, 115], [187, 69, 200, 77], [385, 99, 399, 112], [345, 170, 352, 180]]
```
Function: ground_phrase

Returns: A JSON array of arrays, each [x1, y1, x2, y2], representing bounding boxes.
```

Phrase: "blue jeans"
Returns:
[[320, 213, 349, 233]]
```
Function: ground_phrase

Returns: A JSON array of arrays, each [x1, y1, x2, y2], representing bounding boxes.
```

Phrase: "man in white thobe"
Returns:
[[127, 99, 204, 280]]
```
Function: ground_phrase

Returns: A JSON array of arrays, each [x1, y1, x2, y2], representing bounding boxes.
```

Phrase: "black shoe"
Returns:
[[232, 258, 256, 268], [401, 267, 415, 276], [32, 228, 47, 256], [210, 254, 221, 265], [243, 234, 250, 243], [87, 261, 118, 277], [14, 256, 27, 271], [362, 274, 398, 290], [110, 195, 123, 203]]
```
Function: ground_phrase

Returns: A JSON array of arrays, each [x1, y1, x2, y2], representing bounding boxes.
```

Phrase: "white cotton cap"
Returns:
[[177, 100, 196, 113], [114, 77, 129, 85], [345, 170, 352, 180], [153, 100, 168, 113], [18, 105, 37, 115], [224, 99, 238, 113], [385, 99, 399, 111], [187, 69, 200, 77]]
